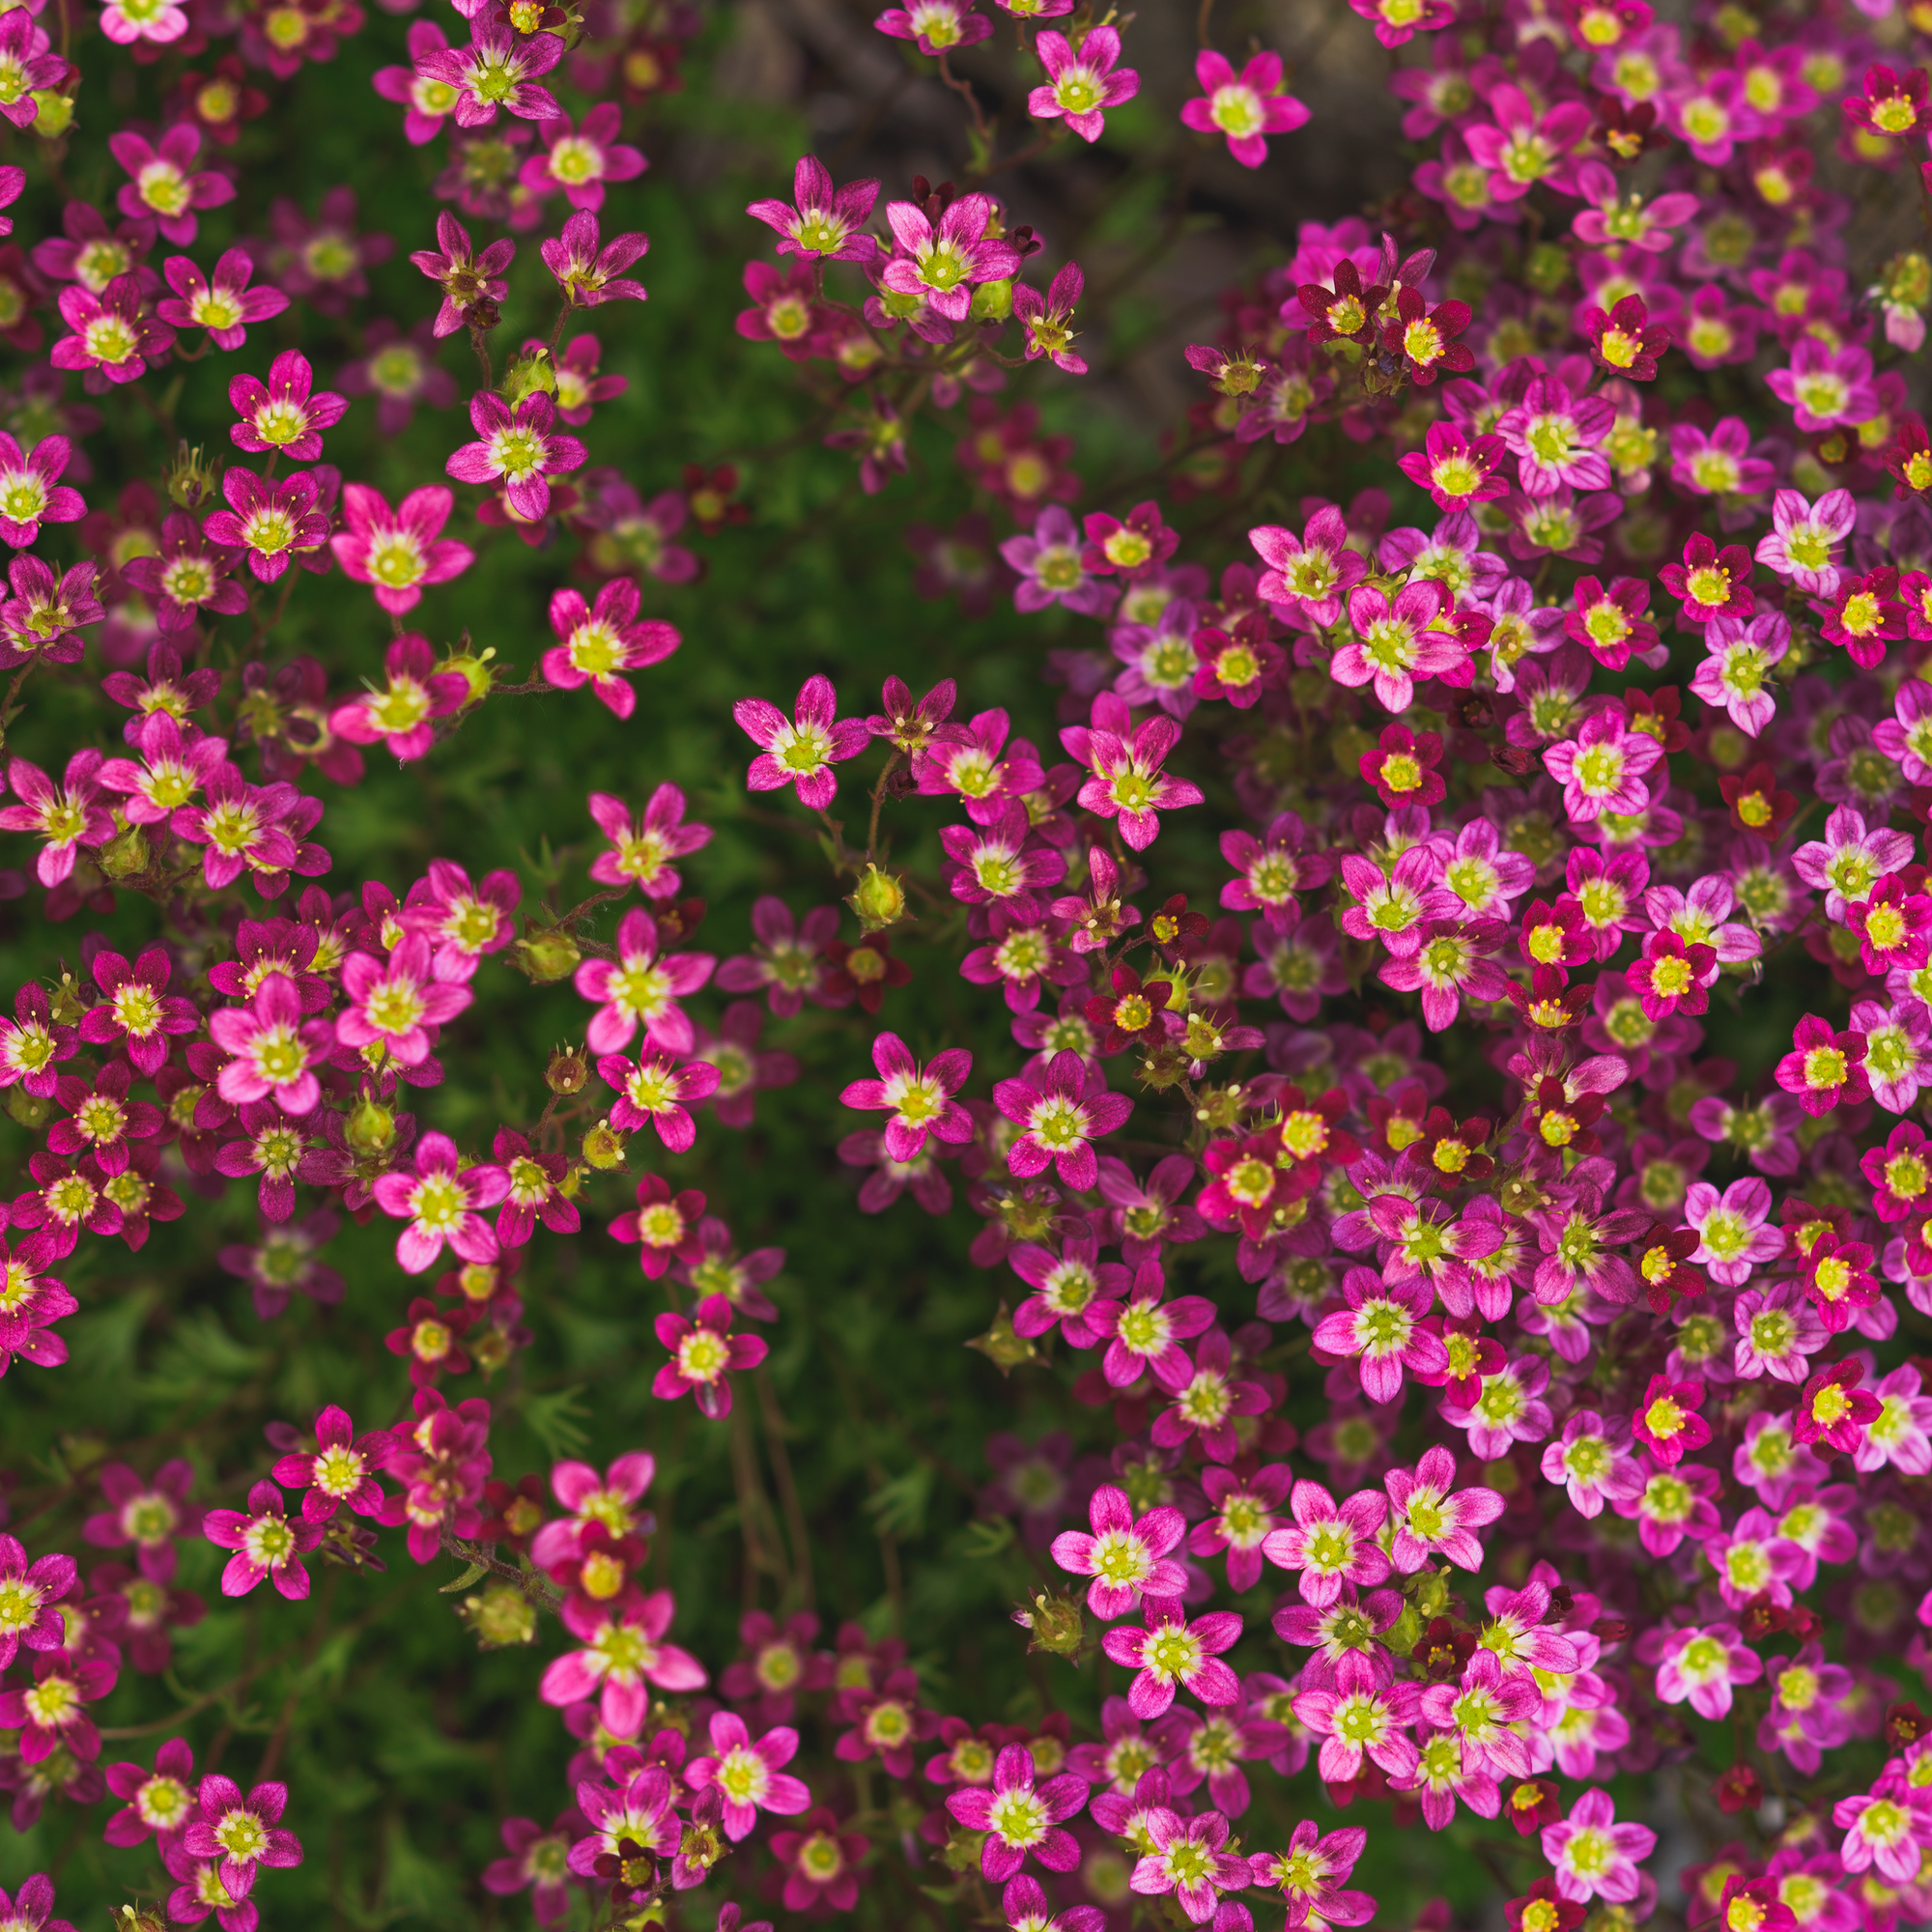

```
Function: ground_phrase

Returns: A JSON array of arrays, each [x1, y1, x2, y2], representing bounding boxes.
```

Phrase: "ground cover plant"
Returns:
[[0, 0, 1928, 1926]]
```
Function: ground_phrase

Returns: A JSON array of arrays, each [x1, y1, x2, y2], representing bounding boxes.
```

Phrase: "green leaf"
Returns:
[[866, 1463, 933, 1539], [439, 1561, 489, 1594], [518, 1384, 592, 1459]]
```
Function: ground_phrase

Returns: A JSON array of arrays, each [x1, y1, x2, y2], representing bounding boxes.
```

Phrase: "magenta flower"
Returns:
[[521, 105, 645, 211], [541, 579, 679, 718], [1397, 422, 1510, 512], [180, 1775, 302, 1904], [652, 1293, 767, 1417], [109, 126, 235, 245], [329, 483, 473, 614], [1293, 1677, 1422, 1782], [574, 907, 715, 1056], [201, 468, 331, 583], [0, 554, 103, 668], [839, 1032, 974, 1159], [0, 9, 67, 97], [1260, 1479, 1391, 1607], [50, 274, 175, 385], [1311, 1269, 1445, 1403], [82, 1460, 194, 1581], [1101, 1601, 1243, 1719], [995, 1049, 1131, 1190], [1002, 505, 1115, 615], [0, 1535, 76, 1667], [685, 1710, 811, 1840], [156, 247, 288, 351], [881, 191, 1021, 324], [1383, 1445, 1503, 1571], [480, 1813, 582, 1926], [173, 768, 306, 893], [119, 512, 249, 633], [946, 1743, 1089, 1879], [1774, 1013, 1870, 1117], [1029, 27, 1139, 143], [103, 1738, 198, 1848], [1014, 264, 1087, 373], [0, 750, 114, 887], [587, 784, 712, 899], [415, 14, 564, 128], [228, 351, 347, 461], [0, 432, 84, 550], [1065, 706, 1205, 850], [330, 632, 470, 762], [202, 1480, 324, 1600], [337, 931, 472, 1067], [734, 673, 871, 810], [1834, 1788, 1932, 1885], [1766, 338, 1878, 432], [445, 389, 585, 522], [747, 157, 882, 264], [1753, 486, 1856, 600], [410, 211, 516, 338], [76, 943, 199, 1078], [1648, 1623, 1762, 1719], [1050, 1482, 1187, 1618], [875, 0, 990, 54], [1250, 508, 1366, 627], [540, 210, 649, 306], [597, 1049, 721, 1151], [1542, 1788, 1656, 1903], [1180, 50, 1308, 167], [270, 1405, 396, 1521], [1629, 1373, 1711, 1467], [1332, 580, 1468, 712], [1542, 708, 1663, 822], [370, 1130, 508, 1273]]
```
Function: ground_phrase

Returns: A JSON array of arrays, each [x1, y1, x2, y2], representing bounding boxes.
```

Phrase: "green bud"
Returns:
[[30, 89, 74, 138], [582, 1118, 627, 1170], [970, 277, 1014, 323], [440, 639, 497, 705], [98, 822, 149, 880], [965, 1301, 1042, 1376], [48, 971, 88, 1026], [1409, 1568, 1453, 1621], [1137, 1042, 1191, 1091], [846, 863, 908, 931], [1011, 1586, 1086, 1660], [517, 923, 582, 982], [165, 440, 220, 511], [458, 1580, 538, 1649], [1192, 1084, 1246, 1132], [942, 1825, 990, 1874], [546, 1044, 589, 1094], [345, 1096, 397, 1152], [500, 346, 556, 404], [5, 1088, 50, 1130]]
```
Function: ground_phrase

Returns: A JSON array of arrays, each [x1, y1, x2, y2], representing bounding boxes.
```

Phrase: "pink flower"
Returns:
[[875, 0, 990, 55], [1292, 1679, 1422, 1783], [209, 973, 333, 1116], [109, 126, 235, 246], [0, 751, 114, 887], [1260, 1479, 1391, 1607], [414, 14, 564, 128], [103, 1738, 198, 1848], [76, 944, 199, 1077], [540, 210, 649, 306], [201, 468, 332, 583], [1542, 1788, 1656, 1902], [49, 274, 176, 386], [228, 350, 347, 460], [995, 1049, 1132, 1190], [733, 674, 871, 810], [881, 191, 1021, 324], [327, 633, 469, 762], [1648, 1623, 1762, 1719], [1101, 1601, 1243, 1719], [445, 389, 585, 522], [180, 1774, 303, 1902], [201, 1480, 324, 1600], [337, 932, 472, 1066], [1050, 1482, 1187, 1619], [0, 432, 84, 550], [270, 1405, 396, 1521], [746, 156, 883, 264], [520, 105, 647, 212], [587, 785, 712, 899], [1065, 704, 1204, 850], [0, 555, 103, 669], [329, 484, 474, 613], [1180, 50, 1309, 167], [652, 1293, 767, 1417], [1753, 486, 1856, 600], [574, 907, 715, 1056], [541, 579, 679, 718], [1014, 264, 1087, 373], [410, 211, 516, 338], [0, 1535, 77, 1666], [597, 1049, 721, 1151], [370, 1131, 509, 1274], [839, 1032, 974, 1159], [946, 1743, 1090, 1880], [685, 1710, 811, 1840], [1332, 579, 1468, 712], [1029, 27, 1139, 143], [1774, 1013, 1869, 1117], [1311, 1270, 1446, 1403], [119, 513, 249, 633]]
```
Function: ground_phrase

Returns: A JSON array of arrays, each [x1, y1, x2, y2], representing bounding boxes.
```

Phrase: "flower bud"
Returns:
[[500, 345, 556, 403], [111, 1910, 168, 1932], [941, 1825, 989, 1873], [457, 1580, 537, 1650], [345, 1096, 397, 1152], [439, 638, 497, 705], [4, 1088, 49, 1130], [165, 440, 220, 511], [846, 863, 908, 931], [965, 1301, 1041, 1376], [30, 89, 74, 138], [48, 970, 88, 1027], [970, 276, 1014, 323], [469, 1326, 513, 1376], [546, 1044, 589, 1094], [1011, 1585, 1086, 1660], [98, 821, 149, 880], [517, 923, 582, 982], [582, 1118, 627, 1169]]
